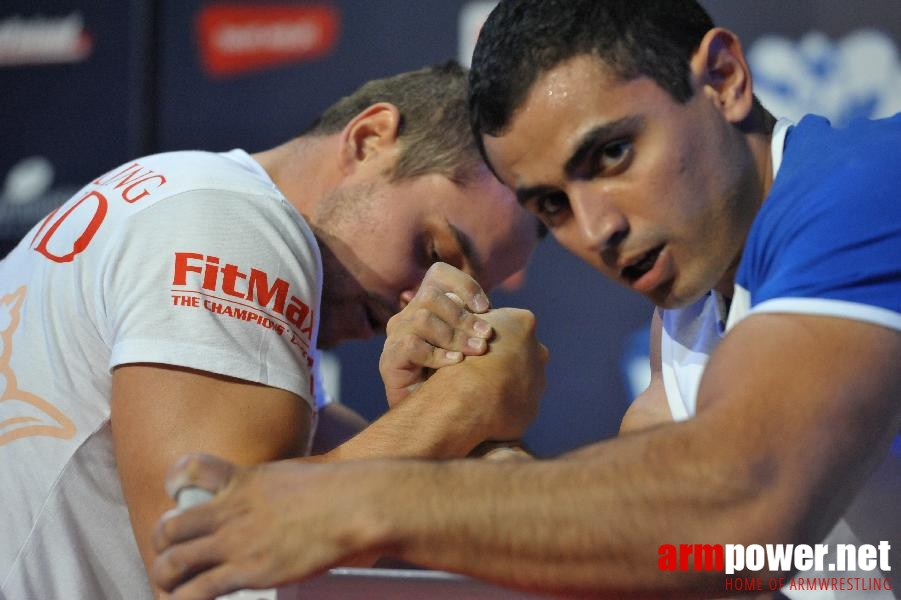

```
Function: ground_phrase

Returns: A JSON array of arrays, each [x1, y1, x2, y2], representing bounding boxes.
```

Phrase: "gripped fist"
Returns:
[[429, 307, 548, 442], [380, 262, 494, 406], [153, 454, 385, 598]]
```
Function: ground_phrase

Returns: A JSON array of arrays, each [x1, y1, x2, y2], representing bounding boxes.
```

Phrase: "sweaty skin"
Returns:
[[151, 23, 901, 600]]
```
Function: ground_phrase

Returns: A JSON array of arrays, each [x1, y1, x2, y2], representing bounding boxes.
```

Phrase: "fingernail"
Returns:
[[467, 337, 486, 351], [445, 292, 464, 306], [176, 487, 214, 509], [472, 294, 490, 312], [445, 350, 463, 362], [473, 320, 492, 338], [161, 508, 181, 520]]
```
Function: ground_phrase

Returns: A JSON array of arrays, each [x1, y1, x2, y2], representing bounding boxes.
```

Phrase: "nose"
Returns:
[[565, 185, 628, 256]]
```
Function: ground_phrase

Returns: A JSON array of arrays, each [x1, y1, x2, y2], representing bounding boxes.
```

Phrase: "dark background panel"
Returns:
[[155, 1, 467, 152], [2, 0, 899, 457], [0, 0, 151, 255]]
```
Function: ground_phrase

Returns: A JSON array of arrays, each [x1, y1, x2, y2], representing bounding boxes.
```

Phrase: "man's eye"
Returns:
[[597, 140, 632, 173], [428, 241, 442, 264], [533, 193, 570, 225]]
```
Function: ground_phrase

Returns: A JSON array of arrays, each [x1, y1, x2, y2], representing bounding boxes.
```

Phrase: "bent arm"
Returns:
[[315, 307, 547, 461], [155, 314, 901, 598], [111, 364, 312, 595], [371, 314, 901, 595]]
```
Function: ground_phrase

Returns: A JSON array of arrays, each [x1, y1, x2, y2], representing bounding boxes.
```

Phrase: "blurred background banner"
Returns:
[[2, 0, 899, 457]]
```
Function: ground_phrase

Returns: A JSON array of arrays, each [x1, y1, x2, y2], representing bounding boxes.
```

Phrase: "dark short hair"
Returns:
[[306, 61, 484, 185], [469, 0, 714, 149]]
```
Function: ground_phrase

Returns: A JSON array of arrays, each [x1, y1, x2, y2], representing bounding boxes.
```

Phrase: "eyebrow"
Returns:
[[448, 221, 485, 281], [514, 115, 643, 206], [563, 116, 643, 177], [514, 184, 561, 207]]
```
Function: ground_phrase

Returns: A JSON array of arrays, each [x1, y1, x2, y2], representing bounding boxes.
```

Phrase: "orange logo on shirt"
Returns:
[[0, 286, 76, 446], [172, 252, 315, 344]]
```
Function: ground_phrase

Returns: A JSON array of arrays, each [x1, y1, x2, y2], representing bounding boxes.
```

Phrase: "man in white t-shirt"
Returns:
[[0, 61, 546, 599], [152, 2, 900, 599]]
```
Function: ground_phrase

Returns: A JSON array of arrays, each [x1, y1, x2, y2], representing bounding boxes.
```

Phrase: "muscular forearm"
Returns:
[[311, 367, 489, 462], [314, 321, 542, 463], [358, 418, 827, 598], [316, 397, 481, 461], [153, 317, 901, 600], [359, 319, 901, 596]]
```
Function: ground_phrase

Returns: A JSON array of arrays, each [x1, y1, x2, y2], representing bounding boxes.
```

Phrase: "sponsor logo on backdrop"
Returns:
[[749, 29, 901, 126], [2, 157, 54, 206], [197, 4, 340, 77], [0, 12, 92, 66]]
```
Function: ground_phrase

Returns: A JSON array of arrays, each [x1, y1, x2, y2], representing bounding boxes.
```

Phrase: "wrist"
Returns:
[[350, 461, 413, 557], [424, 364, 493, 441]]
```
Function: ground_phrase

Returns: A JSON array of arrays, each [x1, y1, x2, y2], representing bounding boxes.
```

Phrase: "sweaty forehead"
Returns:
[[484, 55, 662, 190], [483, 57, 604, 179]]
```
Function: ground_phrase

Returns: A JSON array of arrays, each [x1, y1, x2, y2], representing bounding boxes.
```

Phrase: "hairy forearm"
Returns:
[[152, 318, 901, 599], [316, 400, 479, 461], [312, 370, 487, 462], [358, 419, 816, 598]]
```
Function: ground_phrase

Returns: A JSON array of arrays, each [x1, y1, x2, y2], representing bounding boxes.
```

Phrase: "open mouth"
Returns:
[[622, 245, 663, 283]]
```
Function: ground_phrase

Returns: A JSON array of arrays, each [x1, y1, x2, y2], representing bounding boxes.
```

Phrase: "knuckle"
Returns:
[[153, 547, 186, 590], [461, 312, 485, 332], [423, 285, 445, 304], [171, 452, 204, 475], [413, 307, 433, 328], [193, 567, 235, 600], [428, 261, 450, 276], [539, 343, 550, 363], [377, 354, 390, 373], [385, 312, 403, 334], [399, 333, 423, 354], [154, 515, 177, 551], [513, 307, 537, 323]]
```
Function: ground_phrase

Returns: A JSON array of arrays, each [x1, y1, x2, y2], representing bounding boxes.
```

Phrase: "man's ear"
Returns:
[[690, 28, 754, 124], [337, 103, 402, 175]]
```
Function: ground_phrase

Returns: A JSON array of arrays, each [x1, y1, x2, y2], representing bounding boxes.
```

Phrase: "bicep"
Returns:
[[695, 313, 901, 541], [110, 364, 312, 580]]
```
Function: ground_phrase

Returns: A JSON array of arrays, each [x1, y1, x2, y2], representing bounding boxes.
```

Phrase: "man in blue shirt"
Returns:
[[152, 1, 901, 597]]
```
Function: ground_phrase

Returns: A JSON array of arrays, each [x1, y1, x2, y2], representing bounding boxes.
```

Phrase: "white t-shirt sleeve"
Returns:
[[103, 189, 321, 410]]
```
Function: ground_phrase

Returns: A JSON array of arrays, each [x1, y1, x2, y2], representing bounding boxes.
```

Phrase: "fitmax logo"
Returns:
[[172, 252, 314, 338]]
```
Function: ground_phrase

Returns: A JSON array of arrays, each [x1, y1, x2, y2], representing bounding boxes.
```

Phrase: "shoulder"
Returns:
[[115, 149, 280, 198], [777, 114, 901, 191], [747, 114, 901, 259], [737, 114, 901, 314]]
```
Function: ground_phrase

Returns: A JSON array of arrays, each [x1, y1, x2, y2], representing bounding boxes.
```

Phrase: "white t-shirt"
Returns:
[[0, 149, 324, 599]]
